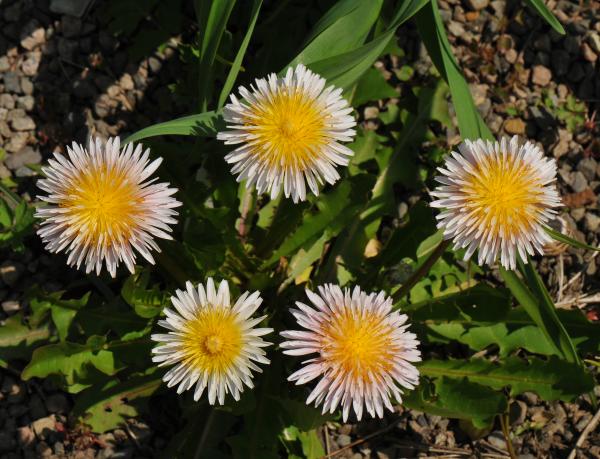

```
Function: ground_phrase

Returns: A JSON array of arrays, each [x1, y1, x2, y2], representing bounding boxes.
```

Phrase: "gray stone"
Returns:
[[7, 109, 26, 122], [17, 96, 35, 111], [32, 415, 56, 440], [1, 300, 20, 314], [17, 426, 35, 448], [490, 0, 505, 16], [584, 213, 600, 233], [582, 42, 597, 62], [0, 120, 11, 137], [72, 80, 96, 99], [487, 431, 507, 450], [551, 49, 570, 76], [50, 0, 95, 17], [11, 116, 35, 131], [45, 393, 70, 414], [568, 63, 586, 83], [57, 38, 78, 59], [571, 208, 585, 222], [21, 52, 41, 76], [5, 146, 41, 170], [0, 57, 10, 72], [3, 72, 22, 93], [337, 434, 352, 447], [563, 35, 580, 54], [29, 394, 47, 420], [0, 94, 15, 109], [532, 65, 552, 86], [0, 431, 16, 452], [464, 0, 489, 10], [577, 158, 597, 181], [588, 32, 600, 54], [21, 78, 34, 95], [448, 21, 465, 37], [5, 132, 29, 153], [147, 56, 162, 74], [0, 261, 24, 286], [571, 171, 588, 193], [119, 73, 135, 91], [61, 16, 82, 38], [20, 27, 46, 51]]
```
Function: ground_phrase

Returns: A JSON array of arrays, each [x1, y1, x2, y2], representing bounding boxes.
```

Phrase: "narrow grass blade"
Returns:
[[415, 1, 493, 141], [523, 0, 565, 35], [545, 225, 600, 252], [217, 0, 263, 109], [194, 0, 236, 111], [124, 111, 223, 143]]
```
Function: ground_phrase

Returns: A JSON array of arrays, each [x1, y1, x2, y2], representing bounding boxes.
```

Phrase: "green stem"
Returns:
[[0, 182, 20, 208], [392, 239, 451, 302], [500, 412, 517, 459]]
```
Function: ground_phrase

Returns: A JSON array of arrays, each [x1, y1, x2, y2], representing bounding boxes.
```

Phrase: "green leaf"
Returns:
[[523, 0, 565, 35], [352, 67, 398, 106], [419, 356, 594, 401], [217, 0, 263, 108], [404, 377, 506, 428], [194, 0, 237, 111], [0, 198, 11, 227], [378, 202, 437, 265], [499, 266, 578, 363], [262, 181, 354, 267], [124, 111, 223, 143], [73, 372, 162, 432], [289, 0, 384, 67], [0, 314, 50, 366], [30, 292, 91, 342], [22, 337, 119, 390], [308, 0, 429, 91], [518, 258, 579, 364], [121, 270, 169, 318], [545, 225, 600, 252], [416, 1, 492, 140]]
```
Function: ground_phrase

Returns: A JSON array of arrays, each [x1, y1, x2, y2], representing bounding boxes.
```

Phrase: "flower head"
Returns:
[[280, 284, 420, 422], [152, 279, 272, 404], [217, 64, 356, 203], [431, 136, 561, 270], [36, 137, 181, 277]]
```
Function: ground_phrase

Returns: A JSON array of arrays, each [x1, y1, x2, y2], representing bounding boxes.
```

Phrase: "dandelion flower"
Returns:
[[217, 64, 356, 203], [36, 137, 181, 277], [430, 136, 561, 270], [152, 279, 273, 404], [280, 284, 420, 421]]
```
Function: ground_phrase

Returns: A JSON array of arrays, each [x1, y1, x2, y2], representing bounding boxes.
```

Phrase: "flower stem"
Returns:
[[500, 412, 517, 459], [392, 239, 451, 302]]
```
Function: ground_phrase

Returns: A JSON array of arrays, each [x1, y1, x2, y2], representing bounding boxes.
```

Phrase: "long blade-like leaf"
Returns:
[[518, 258, 580, 364], [124, 111, 223, 144], [194, 0, 236, 111], [545, 225, 600, 252], [499, 266, 579, 364], [523, 0, 565, 35], [415, 1, 492, 140], [217, 0, 263, 109]]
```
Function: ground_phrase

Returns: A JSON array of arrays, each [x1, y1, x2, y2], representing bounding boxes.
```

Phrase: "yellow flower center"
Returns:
[[464, 154, 543, 238], [181, 308, 243, 374], [62, 165, 141, 247], [322, 309, 396, 382], [244, 89, 327, 170]]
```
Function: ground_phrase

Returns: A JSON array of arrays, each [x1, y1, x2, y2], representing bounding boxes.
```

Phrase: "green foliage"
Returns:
[[73, 372, 162, 432], [7, 1, 595, 455], [0, 314, 50, 367], [0, 188, 35, 251]]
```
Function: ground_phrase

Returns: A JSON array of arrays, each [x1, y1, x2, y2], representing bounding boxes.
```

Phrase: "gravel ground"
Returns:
[[0, 0, 598, 458]]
